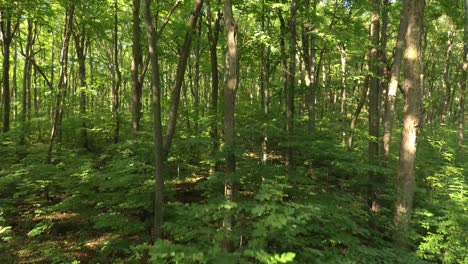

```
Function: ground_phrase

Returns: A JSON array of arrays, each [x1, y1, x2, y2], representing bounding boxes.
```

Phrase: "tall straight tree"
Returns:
[[0, 7, 20, 132], [368, 0, 380, 162], [131, 0, 143, 131], [382, 0, 408, 161], [46, 5, 75, 163], [223, 0, 238, 251], [112, 0, 122, 143], [143, 0, 165, 240], [286, 0, 297, 167], [458, 0, 468, 163], [393, 0, 424, 247], [207, 0, 221, 171]]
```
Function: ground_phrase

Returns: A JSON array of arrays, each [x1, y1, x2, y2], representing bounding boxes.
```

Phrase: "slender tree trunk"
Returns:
[[339, 45, 347, 145], [143, 0, 165, 241], [286, 0, 297, 167], [132, 0, 143, 131], [441, 30, 454, 126], [47, 6, 75, 163], [303, 0, 317, 134], [207, 2, 221, 172], [223, 0, 238, 251], [21, 20, 34, 144], [393, 0, 424, 247], [73, 24, 89, 148], [368, 0, 380, 162], [382, 0, 408, 160], [13, 38, 17, 120], [112, 0, 122, 144], [458, 0, 468, 163], [348, 72, 368, 151], [163, 0, 204, 158]]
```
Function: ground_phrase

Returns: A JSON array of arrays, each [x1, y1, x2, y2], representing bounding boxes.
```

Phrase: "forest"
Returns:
[[0, 0, 466, 263]]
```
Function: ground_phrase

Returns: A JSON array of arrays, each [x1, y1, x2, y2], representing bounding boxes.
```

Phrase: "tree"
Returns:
[[0, 5, 20, 132], [131, 0, 143, 132], [382, 0, 408, 161], [223, 0, 238, 251], [458, 0, 468, 163], [393, 0, 425, 247]]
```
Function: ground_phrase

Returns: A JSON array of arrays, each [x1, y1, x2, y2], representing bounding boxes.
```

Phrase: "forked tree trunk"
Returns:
[[393, 0, 424, 247], [382, 0, 408, 161]]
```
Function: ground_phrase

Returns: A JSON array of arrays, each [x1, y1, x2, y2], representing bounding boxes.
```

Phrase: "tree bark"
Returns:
[[207, 1, 221, 172], [441, 30, 455, 126], [286, 0, 297, 167], [368, 0, 380, 162], [73, 23, 89, 148], [458, 0, 468, 163], [223, 0, 238, 251], [0, 13, 19, 132], [393, 0, 424, 247], [143, 0, 165, 241], [47, 5, 75, 163], [132, 0, 143, 131], [382, 0, 408, 161], [112, 0, 122, 144], [163, 0, 204, 158]]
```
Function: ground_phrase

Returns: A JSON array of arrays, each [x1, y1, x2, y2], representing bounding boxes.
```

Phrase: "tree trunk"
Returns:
[[223, 0, 238, 251], [207, 2, 221, 172], [46, 6, 74, 163], [393, 0, 424, 247], [441, 30, 454, 126], [339, 45, 347, 145], [458, 0, 468, 163], [143, 0, 165, 241], [112, 0, 122, 144], [163, 0, 204, 158], [132, 0, 143, 131], [382, 0, 408, 160], [0, 15, 19, 132], [368, 0, 380, 162], [73, 24, 89, 148], [286, 0, 297, 167]]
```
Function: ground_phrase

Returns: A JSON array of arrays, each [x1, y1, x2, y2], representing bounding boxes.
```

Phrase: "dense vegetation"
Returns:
[[0, 0, 466, 263]]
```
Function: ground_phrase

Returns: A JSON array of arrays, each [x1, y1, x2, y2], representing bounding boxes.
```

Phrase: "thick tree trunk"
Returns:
[[143, 0, 165, 241], [0, 16, 19, 132], [47, 6, 75, 163], [458, 0, 468, 163], [163, 0, 204, 158], [132, 0, 143, 131], [393, 0, 424, 247], [382, 0, 408, 160], [223, 0, 238, 251]]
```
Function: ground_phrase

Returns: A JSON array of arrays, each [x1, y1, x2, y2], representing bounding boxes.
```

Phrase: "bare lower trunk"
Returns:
[[393, 0, 424, 247], [143, 0, 165, 241], [132, 0, 143, 131], [223, 0, 238, 251]]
